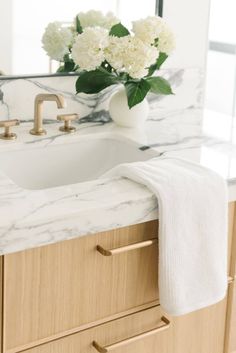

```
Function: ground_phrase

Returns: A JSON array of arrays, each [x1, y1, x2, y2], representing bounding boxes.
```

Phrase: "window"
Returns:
[[205, 0, 236, 121]]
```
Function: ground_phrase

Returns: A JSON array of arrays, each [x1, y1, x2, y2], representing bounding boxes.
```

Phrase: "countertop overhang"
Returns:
[[1, 108, 236, 255]]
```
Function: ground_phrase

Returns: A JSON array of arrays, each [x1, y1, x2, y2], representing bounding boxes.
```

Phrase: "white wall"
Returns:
[[163, 0, 211, 69], [0, 0, 13, 74]]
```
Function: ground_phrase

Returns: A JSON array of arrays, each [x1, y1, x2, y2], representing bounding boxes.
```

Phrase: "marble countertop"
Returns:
[[1, 106, 236, 255]]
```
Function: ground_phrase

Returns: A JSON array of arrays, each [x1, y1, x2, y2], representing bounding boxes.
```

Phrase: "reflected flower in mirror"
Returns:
[[42, 10, 119, 73], [42, 22, 74, 62], [42, 11, 175, 108]]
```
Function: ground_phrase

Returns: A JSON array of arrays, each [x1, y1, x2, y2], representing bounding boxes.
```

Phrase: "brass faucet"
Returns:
[[30, 93, 66, 136]]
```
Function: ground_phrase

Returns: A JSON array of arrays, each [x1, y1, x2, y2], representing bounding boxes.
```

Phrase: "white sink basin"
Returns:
[[0, 134, 157, 190]]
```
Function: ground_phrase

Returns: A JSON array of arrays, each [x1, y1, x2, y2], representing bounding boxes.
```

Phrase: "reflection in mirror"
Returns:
[[0, 0, 159, 77]]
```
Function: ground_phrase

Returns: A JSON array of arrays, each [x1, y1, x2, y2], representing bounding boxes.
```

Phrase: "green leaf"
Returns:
[[109, 23, 130, 37], [147, 52, 168, 76], [64, 55, 76, 71], [156, 52, 168, 69], [125, 79, 151, 109], [57, 65, 66, 73], [64, 60, 76, 72], [147, 64, 156, 77], [75, 16, 83, 34], [76, 69, 119, 94], [101, 60, 113, 73], [57, 55, 76, 73], [146, 76, 173, 95]]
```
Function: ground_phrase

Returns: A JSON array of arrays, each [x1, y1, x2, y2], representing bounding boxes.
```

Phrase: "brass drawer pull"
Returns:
[[92, 316, 170, 353], [96, 238, 158, 256]]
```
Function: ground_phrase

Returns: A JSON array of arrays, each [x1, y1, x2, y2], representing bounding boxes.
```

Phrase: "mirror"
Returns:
[[0, 0, 162, 78]]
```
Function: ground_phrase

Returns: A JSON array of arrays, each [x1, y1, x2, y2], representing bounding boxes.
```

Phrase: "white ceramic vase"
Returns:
[[109, 88, 149, 128]]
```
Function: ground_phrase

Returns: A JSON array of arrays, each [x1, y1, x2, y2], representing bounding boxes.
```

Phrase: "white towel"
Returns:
[[104, 157, 228, 316]]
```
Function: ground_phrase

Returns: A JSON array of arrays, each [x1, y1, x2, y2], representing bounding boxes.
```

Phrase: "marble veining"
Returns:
[[1, 67, 232, 256], [0, 106, 236, 256], [0, 68, 203, 123]]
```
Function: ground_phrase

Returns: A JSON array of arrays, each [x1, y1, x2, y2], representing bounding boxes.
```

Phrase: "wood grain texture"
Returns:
[[3, 221, 159, 352], [228, 203, 235, 274], [228, 203, 236, 276], [225, 282, 236, 353], [224, 202, 236, 353], [20, 300, 227, 353], [3, 202, 235, 353]]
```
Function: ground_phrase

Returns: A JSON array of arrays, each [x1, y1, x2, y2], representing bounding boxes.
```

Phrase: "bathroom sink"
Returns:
[[0, 134, 157, 190]]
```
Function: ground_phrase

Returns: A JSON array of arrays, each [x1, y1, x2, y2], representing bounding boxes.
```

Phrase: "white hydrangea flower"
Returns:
[[105, 35, 158, 79], [42, 22, 74, 61], [132, 16, 165, 45], [104, 36, 130, 71], [123, 36, 158, 78], [77, 10, 119, 30], [158, 25, 175, 54], [132, 16, 175, 55], [71, 27, 109, 71]]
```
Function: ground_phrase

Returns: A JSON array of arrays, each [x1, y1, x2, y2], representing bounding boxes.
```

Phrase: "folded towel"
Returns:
[[104, 157, 228, 316]]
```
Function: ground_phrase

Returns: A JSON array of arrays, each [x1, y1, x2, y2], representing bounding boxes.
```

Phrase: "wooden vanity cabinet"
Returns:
[[16, 302, 227, 353], [225, 282, 236, 353], [0, 203, 235, 353], [3, 221, 159, 352], [225, 203, 236, 353]]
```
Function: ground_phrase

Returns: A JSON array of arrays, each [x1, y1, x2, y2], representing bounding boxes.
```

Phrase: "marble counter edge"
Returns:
[[0, 176, 158, 255], [1, 173, 236, 255]]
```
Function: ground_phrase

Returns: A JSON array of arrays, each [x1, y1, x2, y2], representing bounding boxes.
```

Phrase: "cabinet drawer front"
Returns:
[[17, 306, 171, 353], [3, 221, 159, 351], [19, 300, 227, 353]]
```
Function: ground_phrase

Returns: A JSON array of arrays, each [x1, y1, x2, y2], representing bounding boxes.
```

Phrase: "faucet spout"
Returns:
[[30, 94, 67, 136]]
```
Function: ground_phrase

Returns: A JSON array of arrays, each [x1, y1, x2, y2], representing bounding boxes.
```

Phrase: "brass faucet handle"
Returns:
[[57, 113, 78, 133], [0, 119, 20, 140]]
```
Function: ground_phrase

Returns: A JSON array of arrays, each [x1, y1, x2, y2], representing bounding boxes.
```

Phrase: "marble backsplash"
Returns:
[[0, 68, 204, 123]]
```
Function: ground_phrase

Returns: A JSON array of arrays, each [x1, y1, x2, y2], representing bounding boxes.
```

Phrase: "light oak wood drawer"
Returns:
[[16, 299, 227, 353], [3, 221, 159, 352], [225, 280, 236, 353], [15, 305, 171, 353]]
